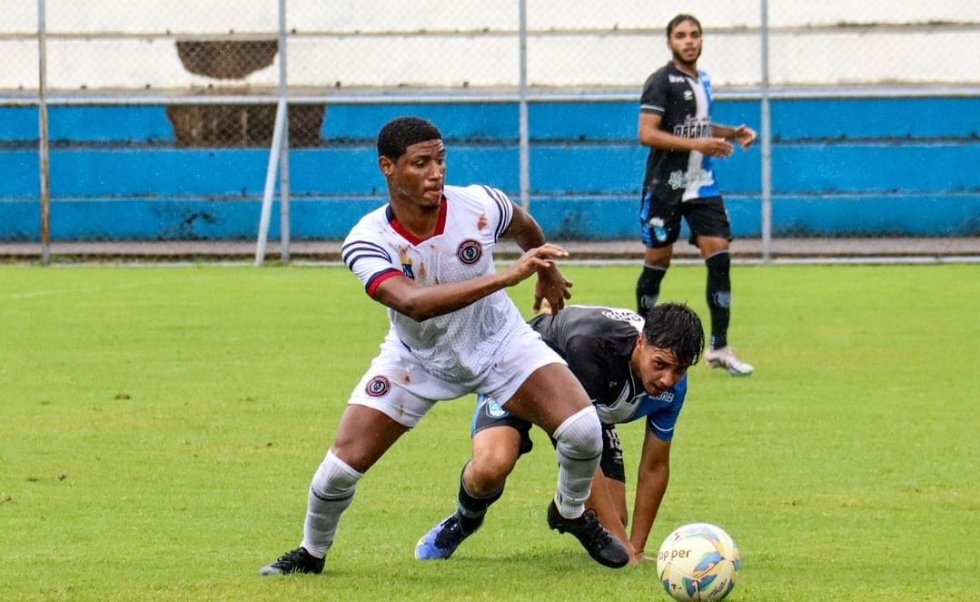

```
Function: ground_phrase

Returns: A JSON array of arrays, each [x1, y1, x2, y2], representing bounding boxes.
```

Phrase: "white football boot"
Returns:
[[704, 346, 754, 376]]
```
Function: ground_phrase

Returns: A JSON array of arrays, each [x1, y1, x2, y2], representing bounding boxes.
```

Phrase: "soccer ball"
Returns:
[[656, 523, 741, 602]]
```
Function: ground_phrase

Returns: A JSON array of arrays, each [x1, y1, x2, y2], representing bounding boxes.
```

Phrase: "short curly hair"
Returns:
[[641, 303, 705, 367], [377, 116, 442, 160], [666, 14, 701, 38]]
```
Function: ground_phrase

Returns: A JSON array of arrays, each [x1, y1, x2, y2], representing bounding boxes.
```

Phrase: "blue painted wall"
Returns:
[[0, 97, 977, 241]]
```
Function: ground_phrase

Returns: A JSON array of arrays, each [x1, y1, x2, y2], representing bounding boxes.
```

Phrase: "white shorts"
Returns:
[[348, 323, 565, 428]]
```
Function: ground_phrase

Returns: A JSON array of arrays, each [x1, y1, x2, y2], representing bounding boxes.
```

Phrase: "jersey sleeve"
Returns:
[[646, 375, 688, 442], [477, 185, 515, 242], [640, 67, 669, 116], [341, 228, 402, 298]]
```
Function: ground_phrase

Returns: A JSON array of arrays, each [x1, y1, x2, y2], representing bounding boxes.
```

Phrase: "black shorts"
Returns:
[[599, 423, 626, 483], [639, 192, 732, 249], [471, 395, 534, 455], [471, 396, 626, 483]]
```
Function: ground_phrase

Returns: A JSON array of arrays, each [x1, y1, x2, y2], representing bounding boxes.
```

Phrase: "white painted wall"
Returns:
[[2, 0, 978, 92]]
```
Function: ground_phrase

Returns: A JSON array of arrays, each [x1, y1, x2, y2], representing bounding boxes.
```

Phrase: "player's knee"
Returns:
[[311, 450, 364, 500], [470, 446, 518, 491], [553, 406, 602, 461]]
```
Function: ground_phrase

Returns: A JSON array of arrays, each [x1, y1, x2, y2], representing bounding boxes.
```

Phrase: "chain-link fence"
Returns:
[[1, 0, 978, 260], [7, 1, 977, 94]]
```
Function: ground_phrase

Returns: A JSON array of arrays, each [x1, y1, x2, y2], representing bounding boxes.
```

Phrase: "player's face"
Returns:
[[383, 139, 446, 208], [668, 20, 702, 67], [632, 337, 689, 396]]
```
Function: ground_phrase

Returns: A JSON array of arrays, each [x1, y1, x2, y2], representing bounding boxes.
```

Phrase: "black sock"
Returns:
[[636, 265, 668, 314], [705, 252, 732, 349], [456, 464, 503, 532]]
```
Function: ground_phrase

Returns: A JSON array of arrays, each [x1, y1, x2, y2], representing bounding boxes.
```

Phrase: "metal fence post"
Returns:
[[37, 0, 51, 265], [760, 0, 773, 264], [518, 0, 530, 212], [277, 0, 291, 263]]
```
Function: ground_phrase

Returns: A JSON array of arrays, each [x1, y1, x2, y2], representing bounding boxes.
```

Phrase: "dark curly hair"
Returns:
[[641, 302, 705, 367], [666, 14, 701, 38], [377, 116, 442, 160]]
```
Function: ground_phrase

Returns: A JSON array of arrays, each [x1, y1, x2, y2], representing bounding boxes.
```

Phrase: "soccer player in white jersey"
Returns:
[[636, 14, 757, 376], [259, 116, 629, 575]]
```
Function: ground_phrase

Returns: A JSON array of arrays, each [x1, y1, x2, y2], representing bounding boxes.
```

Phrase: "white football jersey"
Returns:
[[342, 184, 528, 382]]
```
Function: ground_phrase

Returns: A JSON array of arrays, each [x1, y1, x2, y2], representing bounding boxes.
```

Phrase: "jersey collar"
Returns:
[[386, 197, 448, 245]]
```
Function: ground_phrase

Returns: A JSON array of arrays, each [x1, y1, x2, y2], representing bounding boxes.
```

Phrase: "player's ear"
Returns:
[[379, 155, 395, 176]]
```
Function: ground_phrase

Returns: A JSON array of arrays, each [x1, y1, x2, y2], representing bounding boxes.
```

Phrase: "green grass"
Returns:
[[1, 263, 977, 601]]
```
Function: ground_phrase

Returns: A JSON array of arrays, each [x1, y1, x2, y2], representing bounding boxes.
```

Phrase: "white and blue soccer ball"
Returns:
[[656, 523, 741, 602]]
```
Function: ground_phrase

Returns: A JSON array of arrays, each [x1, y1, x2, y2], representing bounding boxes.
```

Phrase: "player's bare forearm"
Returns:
[[639, 126, 698, 153], [711, 122, 756, 149], [629, 435, 671, 556], [630, 469, 668, 557], [374, 272, 509, 322], [373, 244, 567, 321], [641, 124, 732, 158]]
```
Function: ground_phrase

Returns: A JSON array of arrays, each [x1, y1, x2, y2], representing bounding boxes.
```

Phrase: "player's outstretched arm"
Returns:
[[372, 245, 564, 322], [630, 432, 672, 561], [374, 256, 544, 322], [640, 113, 733, 158]]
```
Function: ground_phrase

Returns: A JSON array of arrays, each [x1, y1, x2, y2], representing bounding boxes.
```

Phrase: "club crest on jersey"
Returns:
[[365, 376, 390, 397], [399, 250, 415, 279], [457, 239, 482, 265]]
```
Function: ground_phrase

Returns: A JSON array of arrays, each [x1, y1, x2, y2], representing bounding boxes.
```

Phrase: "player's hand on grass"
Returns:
[[635, 550, 658, 565]]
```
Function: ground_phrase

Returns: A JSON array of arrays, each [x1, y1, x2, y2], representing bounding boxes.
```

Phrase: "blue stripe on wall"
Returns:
[[0, 97, 977, 240], [774, 143, 980, 194], [773, 97, 980, 140], [2, 193, 977, 241], [3, 97, 976, 143], [8, 141, 971, 200]]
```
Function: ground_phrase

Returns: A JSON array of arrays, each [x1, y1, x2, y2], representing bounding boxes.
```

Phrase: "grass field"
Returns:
[[1, 262, 977, 601]]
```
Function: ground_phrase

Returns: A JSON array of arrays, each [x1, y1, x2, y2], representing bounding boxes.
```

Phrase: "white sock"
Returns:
[[301, 450, 363, 558], [552, 406, 602, 519]]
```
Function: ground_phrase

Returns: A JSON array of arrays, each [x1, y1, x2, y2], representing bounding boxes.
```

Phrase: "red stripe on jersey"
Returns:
[[388, 197, 448, 245], [366, 268, 403, 298]]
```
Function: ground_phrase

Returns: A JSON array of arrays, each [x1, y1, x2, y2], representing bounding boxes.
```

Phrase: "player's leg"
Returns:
[[699, 235, 732, 348], [260, 404, 409, 576], [503, 363, 629, 568], [415, 408, 527, 560], [686, 197, 753, 376], [583, 423, 636, 563], [637, 190, 680, 314], [261, 348, 442, 575], [456, 407, 529, 529], [639, 246, 672, 313]]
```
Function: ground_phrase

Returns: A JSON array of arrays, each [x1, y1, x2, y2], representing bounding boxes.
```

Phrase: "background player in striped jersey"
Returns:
[[636, 14, 757, 376], [415, 303, 704, 565], [260, 117, 629, 576]]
